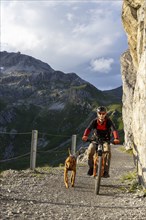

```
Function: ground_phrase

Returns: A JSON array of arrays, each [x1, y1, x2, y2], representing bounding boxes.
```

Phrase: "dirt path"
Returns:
[[0, 145, 146, 220]]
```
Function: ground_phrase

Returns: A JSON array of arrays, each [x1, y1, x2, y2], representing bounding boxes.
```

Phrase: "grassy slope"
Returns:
[[0, 86, 123, 171], [0, 102, 91, 170]]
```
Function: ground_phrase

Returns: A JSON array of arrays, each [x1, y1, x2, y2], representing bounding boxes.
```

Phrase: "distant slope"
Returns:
[[0, 51, 123, 170], [103, 86, 122, 103]]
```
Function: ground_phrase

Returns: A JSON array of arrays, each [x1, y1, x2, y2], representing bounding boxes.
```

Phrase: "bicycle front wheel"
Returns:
[[95, 156, 102, 195]]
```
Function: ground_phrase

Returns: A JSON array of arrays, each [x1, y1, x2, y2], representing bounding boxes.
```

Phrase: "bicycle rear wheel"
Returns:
[[95, 155, 102, 195]]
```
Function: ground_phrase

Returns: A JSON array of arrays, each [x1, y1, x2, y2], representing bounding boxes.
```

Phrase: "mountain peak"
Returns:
[[0, 51, 54, 74]]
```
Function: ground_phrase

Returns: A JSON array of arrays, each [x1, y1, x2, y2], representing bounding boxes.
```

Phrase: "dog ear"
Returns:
[[68, 148, 71, 155]]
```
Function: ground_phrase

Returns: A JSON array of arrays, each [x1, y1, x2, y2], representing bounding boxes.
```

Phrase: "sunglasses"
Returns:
[[98, 112, 106, 115]]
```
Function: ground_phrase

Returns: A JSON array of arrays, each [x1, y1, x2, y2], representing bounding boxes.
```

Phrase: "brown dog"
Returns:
[[64, 150, 76, 188]]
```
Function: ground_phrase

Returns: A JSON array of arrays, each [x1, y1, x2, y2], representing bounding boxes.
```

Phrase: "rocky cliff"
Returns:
[[121, 0, 146, 187]]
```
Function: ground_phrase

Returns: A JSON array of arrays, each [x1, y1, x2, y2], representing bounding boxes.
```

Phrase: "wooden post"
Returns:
[[30, 130, 38, 170], [71, 134, 77, 155]]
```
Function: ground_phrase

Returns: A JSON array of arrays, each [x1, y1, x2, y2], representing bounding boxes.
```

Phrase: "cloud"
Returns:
[[90, 58, 114, 73], [1, 1, 127, 90], [66, 13, 74, 21]]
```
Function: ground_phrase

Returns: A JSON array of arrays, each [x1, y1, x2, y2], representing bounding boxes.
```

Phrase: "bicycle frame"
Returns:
[[93, 141, 105, 177], [94, 138, 104, 194], [88, 137, 107, 195]]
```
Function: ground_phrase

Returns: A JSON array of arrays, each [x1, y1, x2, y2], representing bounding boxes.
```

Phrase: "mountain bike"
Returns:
[[87, 137, 110, 195]]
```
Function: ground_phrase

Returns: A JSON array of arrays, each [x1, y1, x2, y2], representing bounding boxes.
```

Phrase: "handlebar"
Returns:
[[87, 137, 106, 144], [86, 137, 112, 156], [85, 137, 113, 145]]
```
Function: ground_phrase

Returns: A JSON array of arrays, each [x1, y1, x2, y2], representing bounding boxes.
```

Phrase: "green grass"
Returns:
[[121, 170, 144, 193], [119, 146, 133, 155], [0, 156, 31, 171], [121, 170, 137, 182], [71, 84, 87, 90]]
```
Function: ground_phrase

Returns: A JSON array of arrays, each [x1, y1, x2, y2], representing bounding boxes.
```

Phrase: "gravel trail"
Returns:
[[0, 145, 146, 220]]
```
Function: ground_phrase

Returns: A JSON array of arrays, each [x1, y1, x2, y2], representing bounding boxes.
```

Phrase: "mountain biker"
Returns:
[[82, 106, 120, 177]]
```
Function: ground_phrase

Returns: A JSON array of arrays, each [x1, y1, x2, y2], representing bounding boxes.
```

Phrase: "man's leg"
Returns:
[[103, 142, 111, 177], [87, 143, 96, 176]]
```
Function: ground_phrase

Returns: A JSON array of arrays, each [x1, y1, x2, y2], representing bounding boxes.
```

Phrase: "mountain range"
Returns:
[[0, 51, 123, 170]]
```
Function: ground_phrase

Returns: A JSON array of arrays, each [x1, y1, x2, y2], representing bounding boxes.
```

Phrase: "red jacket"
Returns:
[[83, 116, 119, 141]]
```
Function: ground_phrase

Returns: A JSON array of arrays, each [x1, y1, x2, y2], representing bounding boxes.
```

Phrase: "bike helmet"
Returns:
[[97, 106, 107, 113]]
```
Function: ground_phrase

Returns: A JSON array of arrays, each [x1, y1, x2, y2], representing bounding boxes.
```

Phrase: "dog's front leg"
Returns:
[[64, 169, 69, 188], [71, 169, 76, 187]]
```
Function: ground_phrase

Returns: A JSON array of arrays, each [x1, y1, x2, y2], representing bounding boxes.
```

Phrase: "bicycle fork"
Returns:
[[93, 144, 104, 177]]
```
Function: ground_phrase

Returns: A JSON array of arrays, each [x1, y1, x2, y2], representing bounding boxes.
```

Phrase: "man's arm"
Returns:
[[109, 119, 120, 144], [82, 119, 96, 141]]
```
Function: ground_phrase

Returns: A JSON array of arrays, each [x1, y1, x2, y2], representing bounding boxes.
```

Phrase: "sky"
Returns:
[[0, 0, 128, 91]]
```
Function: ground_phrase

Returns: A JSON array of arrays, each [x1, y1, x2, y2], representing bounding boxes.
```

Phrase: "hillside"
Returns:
[[0, 51, 123, 170], [103, 86, 122, 103]]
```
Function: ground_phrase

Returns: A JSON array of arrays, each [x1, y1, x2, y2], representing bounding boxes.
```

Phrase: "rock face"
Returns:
[[121, 50, 136, 150], [121, 0, 146, 187]]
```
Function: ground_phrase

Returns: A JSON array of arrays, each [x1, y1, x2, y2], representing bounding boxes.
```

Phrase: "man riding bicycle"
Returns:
[[82, 106, 120, 177]]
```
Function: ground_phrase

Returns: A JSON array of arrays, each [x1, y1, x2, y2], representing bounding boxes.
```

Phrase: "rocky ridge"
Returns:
[[0, 51, 92, 107]]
